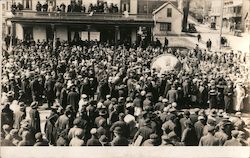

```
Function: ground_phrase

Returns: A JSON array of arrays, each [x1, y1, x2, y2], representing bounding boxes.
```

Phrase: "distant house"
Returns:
[[152, 1, 183, 42]]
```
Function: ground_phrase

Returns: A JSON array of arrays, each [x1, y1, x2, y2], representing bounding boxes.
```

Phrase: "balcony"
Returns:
[[223, 12, 242, 19], [7, 11, 154, 25]]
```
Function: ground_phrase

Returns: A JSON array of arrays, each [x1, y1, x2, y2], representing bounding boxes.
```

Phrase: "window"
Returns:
[[160, 23, 172, 31], [143, 5, 147, 13], [167, 8, 172, 17]]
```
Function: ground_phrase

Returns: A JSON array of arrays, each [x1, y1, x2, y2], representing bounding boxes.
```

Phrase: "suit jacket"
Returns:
[[214, 131, 228, 146], [29, 108, 41, 133], [45, 79, 55, 100], [224, 138, 242, 146], [60, 88, 68, 109], [44, 112, 59, 145], [1, 108, 14, 127], [110, 121, 130, 138], [13, 110, 26, 130], [194, 121, 205, 141], [181, 127, 198, 146], [55, 115, 69, 133], [133, 126, 154, 144], [67, 91, 80, 111], [199, 134, 219, 146], [69, 137, 84, 146], [111, 136, 129, 146], [179, 117, 188, 134], [86, 136, 102, 146], [166, 89, 178, 103]]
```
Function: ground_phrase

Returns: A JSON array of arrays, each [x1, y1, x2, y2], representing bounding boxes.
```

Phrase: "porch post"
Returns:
[[115, 25, 119, 46], [87, 25, 91, 42]]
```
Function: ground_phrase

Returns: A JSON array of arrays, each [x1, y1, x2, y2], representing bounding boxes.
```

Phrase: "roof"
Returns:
[[152, 1, 183, 15]]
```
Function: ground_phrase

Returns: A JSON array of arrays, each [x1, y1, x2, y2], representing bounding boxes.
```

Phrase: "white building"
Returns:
[[152, 1, 183, 42]]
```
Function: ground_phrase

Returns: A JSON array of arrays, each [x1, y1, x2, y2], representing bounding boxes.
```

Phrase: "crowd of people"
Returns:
[[35, 1, 119, 13], [1, 37, 249, 146], [11, 1, 120, 14]]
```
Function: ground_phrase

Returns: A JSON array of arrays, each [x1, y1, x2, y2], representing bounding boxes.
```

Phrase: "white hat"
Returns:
[[198, 116, 205, 120], [90, 128, 97, 135], [163, 107, 169, 112], [141, 91, 146, 96], [162, 99, 168, 103], [172, 102, 177, 107], [81, 94, 87, 99]]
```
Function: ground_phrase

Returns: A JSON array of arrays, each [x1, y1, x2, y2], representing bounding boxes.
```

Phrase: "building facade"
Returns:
[[153, 1, 183, 42], [209, 0, 249, 32], [3, 0, 185, 45]]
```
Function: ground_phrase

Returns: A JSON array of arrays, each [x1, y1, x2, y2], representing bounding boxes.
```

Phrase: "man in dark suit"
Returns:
[[224, 130, 242, 146], [67, 86, 80, 114], [45, 74, 55, 109], [44, 106, 59, 146], [86, 128, 102, 146], [133, 118, 154, 145], [224, 83, 234, 112], [214, 123, 228, 146], [111, 127, 129, 146], [110, 113, 130, 138], [194, 116, 206, 142], [180, 110, 190, 134], [29, 102, 41, 134], [181, 119, 198, 146]]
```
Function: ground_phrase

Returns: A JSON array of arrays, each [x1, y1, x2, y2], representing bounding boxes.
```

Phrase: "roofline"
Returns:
[[152, 1, 183, 15]]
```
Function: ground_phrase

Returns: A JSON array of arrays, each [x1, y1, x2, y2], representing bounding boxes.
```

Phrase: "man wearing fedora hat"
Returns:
[[111, 127, 129, 146], [44, 105, 59, 146], [95, 109, 108, 127], [214, 122, 229, 146], [133, 118, 154, 145], [34, 132, 49, 146], [199, 126, 219, 146], [86, 128, 102, 146], [180, 110, 190, 134], [181, 119, 198, 146], [29, 101, 41, 134], [194, 116, 206, 142], [67, 86, 80, 115], [59, 83, 68, 109], [110, 113, 130, 139], [142, 133, 160, 146], [1, 103, 14, 129], [224, 130, 242, 146]]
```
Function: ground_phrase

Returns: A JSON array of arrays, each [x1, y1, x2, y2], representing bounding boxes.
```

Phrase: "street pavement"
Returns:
[[184, 23, 250, 53]]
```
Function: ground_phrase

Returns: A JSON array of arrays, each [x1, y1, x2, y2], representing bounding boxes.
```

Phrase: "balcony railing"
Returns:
[[223, 12, 242, 18], [11, 11, 153, 21]]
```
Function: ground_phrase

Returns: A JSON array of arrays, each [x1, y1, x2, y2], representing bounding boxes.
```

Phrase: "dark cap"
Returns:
[[113, 127, 122, 134]]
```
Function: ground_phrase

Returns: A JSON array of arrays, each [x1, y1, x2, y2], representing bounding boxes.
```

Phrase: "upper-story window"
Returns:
[[143, 5, 148, 13], [22, 0, 32, 10], [167, 8, 172, 17]]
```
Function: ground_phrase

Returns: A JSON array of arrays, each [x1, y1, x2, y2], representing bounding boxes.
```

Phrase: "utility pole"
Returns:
[[219, 0, 224, 49]]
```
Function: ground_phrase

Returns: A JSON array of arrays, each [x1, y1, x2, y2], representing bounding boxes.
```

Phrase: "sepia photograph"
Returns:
[[0, 0, 249, 157]]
